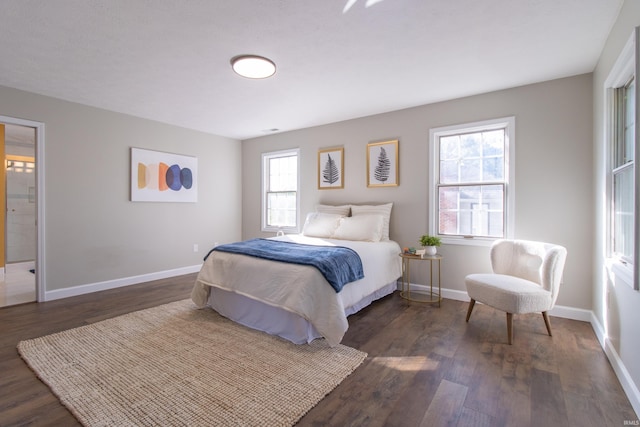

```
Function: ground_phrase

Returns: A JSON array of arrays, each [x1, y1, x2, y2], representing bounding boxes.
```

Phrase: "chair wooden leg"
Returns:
[[465, 299, 476, 322], [542, 311, 552, 336], [506, 312, 513, 345]]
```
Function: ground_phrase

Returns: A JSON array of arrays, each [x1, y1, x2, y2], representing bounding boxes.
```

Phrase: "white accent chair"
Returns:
[[465, 239, 567, 345]]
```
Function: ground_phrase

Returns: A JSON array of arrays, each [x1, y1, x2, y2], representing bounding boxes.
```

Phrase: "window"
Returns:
[[612, 77, 635, 264], [262, 149, 299, 232], [429, 117, 515, 245], [605, 30, 637, 290]]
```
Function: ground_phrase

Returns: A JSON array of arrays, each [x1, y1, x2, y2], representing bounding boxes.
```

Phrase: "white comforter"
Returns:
[[191, 234, 402, 346]]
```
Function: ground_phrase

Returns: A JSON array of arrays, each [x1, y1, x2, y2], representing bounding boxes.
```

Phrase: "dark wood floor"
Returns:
[[1, 274, 637, 426]]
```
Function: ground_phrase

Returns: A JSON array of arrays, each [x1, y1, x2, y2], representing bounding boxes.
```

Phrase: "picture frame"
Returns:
[[131, 147, 198, 202], [318, 147, 344, 189], [367, 139, 398, 187]]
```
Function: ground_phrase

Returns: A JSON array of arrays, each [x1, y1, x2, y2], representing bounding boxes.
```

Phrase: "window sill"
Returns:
[[439, 236, 496, 247], [606, 258, 634, 289]]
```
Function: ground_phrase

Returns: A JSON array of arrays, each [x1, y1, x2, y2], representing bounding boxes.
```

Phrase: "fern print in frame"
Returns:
[[367, 139, 398, 187], [318, 147, 344, 189]]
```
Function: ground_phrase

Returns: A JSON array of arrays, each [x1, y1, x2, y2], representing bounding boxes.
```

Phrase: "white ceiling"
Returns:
[[0, 0, 623, 140]]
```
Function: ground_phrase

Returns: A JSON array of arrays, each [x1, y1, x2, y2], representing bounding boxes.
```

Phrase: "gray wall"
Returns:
[[592, 0, 640, 406], [0, 85, 242, 292], [242, 73, 593, 310]]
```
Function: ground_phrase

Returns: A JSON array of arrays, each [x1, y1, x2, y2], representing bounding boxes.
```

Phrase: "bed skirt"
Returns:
[[205, 280, 397, 344]]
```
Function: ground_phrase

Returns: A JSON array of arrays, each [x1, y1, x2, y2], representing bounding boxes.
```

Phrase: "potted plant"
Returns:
[[419, 234, 441, 256]]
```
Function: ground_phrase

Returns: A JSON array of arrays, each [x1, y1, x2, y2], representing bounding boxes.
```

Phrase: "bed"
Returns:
[[191, 203, 402, 346]]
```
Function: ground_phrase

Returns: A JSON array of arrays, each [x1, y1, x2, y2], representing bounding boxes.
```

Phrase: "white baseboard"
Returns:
[[43, 265, 202, 302], [590, 313, 640, 419], [403, 282, 639, 419], [404, 283, 593, 322], [399, 282, 471, 303]]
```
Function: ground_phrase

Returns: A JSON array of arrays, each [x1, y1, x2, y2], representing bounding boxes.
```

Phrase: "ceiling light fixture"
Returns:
[[231, 55, 276, 79]]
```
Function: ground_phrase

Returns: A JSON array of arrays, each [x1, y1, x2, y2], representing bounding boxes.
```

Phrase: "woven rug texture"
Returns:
[[18, 299, 367, 427]]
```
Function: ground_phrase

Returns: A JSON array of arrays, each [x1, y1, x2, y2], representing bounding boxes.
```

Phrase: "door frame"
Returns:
[[0, 115, 45, 302]]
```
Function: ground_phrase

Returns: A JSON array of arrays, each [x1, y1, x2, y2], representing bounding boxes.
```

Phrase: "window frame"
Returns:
[[604, 30, 639, 290], [261, 148, 300, 234], [429, 117, 515, 247]]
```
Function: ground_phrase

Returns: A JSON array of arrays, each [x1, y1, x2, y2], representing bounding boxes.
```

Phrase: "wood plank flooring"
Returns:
[[0, 273, 637, 426]]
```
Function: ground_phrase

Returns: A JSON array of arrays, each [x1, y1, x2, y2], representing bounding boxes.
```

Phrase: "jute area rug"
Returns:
[[18, 299, 366, 427]]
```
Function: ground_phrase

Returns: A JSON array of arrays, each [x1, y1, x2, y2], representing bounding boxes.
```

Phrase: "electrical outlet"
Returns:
[[193, 244, 198, 252]]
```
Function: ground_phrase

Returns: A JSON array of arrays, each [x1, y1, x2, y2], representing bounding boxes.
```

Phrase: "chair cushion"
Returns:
[[465, 273, 553, 314]]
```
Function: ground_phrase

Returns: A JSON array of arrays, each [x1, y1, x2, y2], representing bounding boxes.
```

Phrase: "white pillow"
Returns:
[[332, 215, 384, 242], [302, 212, 343, 238], [351, 203, 392, 240], [316, 204, 351, 216]]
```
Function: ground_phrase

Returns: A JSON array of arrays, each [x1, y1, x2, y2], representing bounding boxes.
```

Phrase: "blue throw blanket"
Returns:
[[205, 238, 364, 292]]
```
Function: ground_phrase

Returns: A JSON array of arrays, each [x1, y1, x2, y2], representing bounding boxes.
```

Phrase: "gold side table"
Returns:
[[399, 253, 442, 307]]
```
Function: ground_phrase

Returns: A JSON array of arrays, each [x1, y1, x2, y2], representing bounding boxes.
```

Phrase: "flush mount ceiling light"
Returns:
[[231, 55, 276, 79]]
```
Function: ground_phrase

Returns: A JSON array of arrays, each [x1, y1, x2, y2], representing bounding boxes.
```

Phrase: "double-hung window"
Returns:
[[605, 30, 638, 290], [262, 148, 300, 233], [613, 77, 635, 265], [429, 117, 515, 245]]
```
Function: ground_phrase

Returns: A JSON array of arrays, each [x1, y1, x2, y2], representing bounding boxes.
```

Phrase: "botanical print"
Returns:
[[322, 153, 340, 185], [367, 140, 398, 187], [318, 148, 344, 189], [373, 146, 391, 183]]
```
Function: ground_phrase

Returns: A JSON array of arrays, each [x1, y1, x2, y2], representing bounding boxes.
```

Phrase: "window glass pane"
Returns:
[[440, 159, 459, 183], [482, 130, 505, 157], [267, 191, 296, 227], [482, 156, 503, 181], [460, 158, 481, 182], [269, 155, 297, 191], [624, 78, 635, 163], [438, 185, 504, 237], [438, 186, 460, 235], [440, 136, 459, 160], [460, 134, 481, 158], [487, 211, 505, 237], [614, 166, 634, 260]]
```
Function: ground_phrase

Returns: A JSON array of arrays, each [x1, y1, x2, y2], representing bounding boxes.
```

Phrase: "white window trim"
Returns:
[[428, 116, 515, 247], [603, 30, 638, 290], [261, 148, 300, 234]]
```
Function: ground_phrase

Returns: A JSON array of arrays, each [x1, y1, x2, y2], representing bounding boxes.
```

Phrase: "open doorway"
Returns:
[[0, 116, 44, 307], [1, 124, 36, 306]]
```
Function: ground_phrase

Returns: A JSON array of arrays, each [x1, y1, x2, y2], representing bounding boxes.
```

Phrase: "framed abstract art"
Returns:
[[131, 148, 198, 202]]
